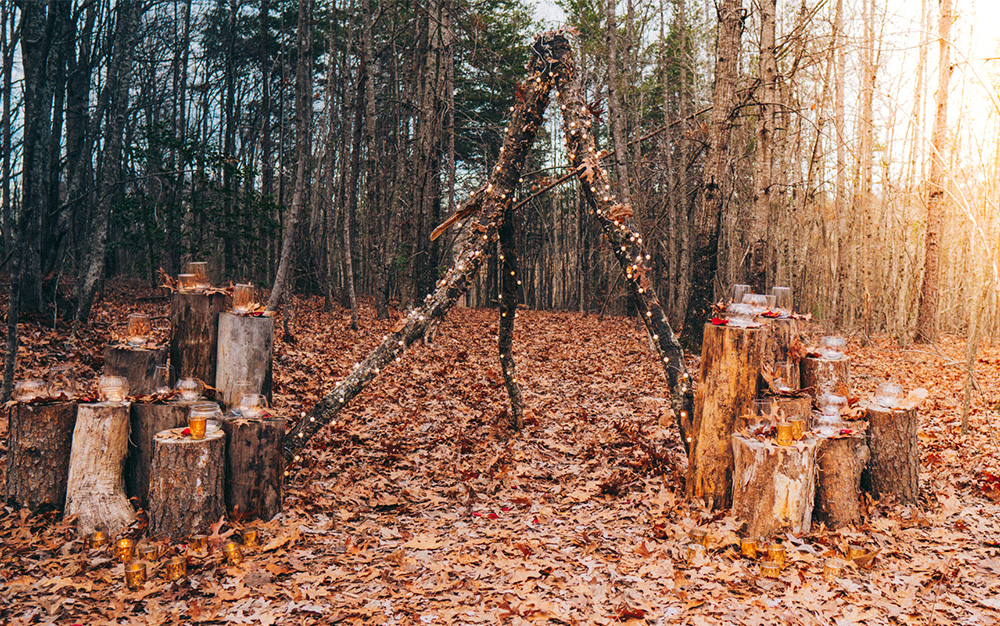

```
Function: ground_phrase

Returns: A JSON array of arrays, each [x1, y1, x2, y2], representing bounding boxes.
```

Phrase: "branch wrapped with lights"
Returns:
[[498, 209, 525, 429], [547, 36, 696, 445], [282, 33, 560, 463]]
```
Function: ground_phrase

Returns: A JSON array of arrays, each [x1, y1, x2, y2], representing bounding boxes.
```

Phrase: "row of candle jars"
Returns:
[[728, 285, 794, 327], [13, 365, 79, 402]]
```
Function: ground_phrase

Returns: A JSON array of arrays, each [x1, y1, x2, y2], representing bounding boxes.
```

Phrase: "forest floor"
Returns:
[[2, 282, 1000, 625]]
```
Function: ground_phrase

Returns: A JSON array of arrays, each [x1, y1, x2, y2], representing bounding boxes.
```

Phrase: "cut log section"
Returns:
[[103, 344, 169, 396], [7, 402, 77, 512], [125, 400, 197, 507], [865, 405, 919, 504], [215, 312, 274, 408], [147, 428, 226, 539], [65, 403, 134, 535], [222, 415, 286, 521], [814, 433, 870, 528], [801, 356, 851, 400], [731, 433, 819, 539], [759, 318, 801, 375], [169, 291, 230, 386], [687, 323, 767, 509]]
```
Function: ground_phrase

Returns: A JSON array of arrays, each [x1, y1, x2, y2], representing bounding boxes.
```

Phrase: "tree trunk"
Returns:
[[814, 433, 869, 528], [7, 402, 77, 512], [169, 291, 230, 387], [731, 433, 818, 539], [215, 312, 274, 408], [681, 0, 744, 348], [915, 0, 951, 343], [267, 0, 313, 311], [606, 0, 632, 206], [800, 356, 850, 400], [498, 212, 524, 429], [222, 415, 286, 521], [687, 323, 766, 509], [125, 401, 195, 507], [865, 405, 919, 504], [147, 428, 226, 539], [747, 0, 776, 292], [103, 344, 170, 397], [65, 403, 135, 535]]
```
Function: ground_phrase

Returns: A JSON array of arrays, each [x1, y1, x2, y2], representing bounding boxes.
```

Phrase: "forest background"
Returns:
[[1, 0, 999, 394]]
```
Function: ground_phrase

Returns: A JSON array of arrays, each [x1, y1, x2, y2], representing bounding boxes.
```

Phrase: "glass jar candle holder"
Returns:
[[824, 557, 847, 580], [776, 421, 793, 446], [175, 377, 204, 402], [238, 393, 269, 419], [233, 283, 257, 314], [727, 303, 754, 328], [752, 398, 773, 425], [767, 543, 786, 568], [819, 335, 847, 360], [152, 364, 174, 396], [732, 284, 751, 305], [126, 313, 151, 346], [13, 379, 46, 402], [138, 544, 159, 562], [875, 382, 904, 409], [99, 376, 129, 404], [125, 562, 147, 590], [188, 534, 208, 552], [789, 417, 806, 440], [224, 541, 244, 566], [186, 261, 210, 290], [46, 365, 77, 399], [688, 528, 709, 547], [89, 531, 107, 549], [773, 361, 795, 392], [165, 555, 187, 581], [189, 402, 222, 440], [684, 542, 706, 564], [764, 294, 777, 312], [177, 273, 197, 292], [115, 537, 135, 563], [760, 560, 781, 578], [241, 528, 259, 549], [742, 293, 769, 317], [772, 286, 793, 317], [740, 539, 758, 559]]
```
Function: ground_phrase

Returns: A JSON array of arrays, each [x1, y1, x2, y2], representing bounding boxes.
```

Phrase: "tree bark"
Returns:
[[681, 0, 744, 349], [498, 211, 524, 429], [731, 433, 818, 539], [169, 291, 230, 387], [103, 344, 170, 397], [7, 402, 77, 512], [215, 312, 274, 408], [687, 324, 766, 509], [915, 0, 951, 343], [267, 0, 313, 311], [125, 401, 194, 508], [800, 356, 850, 400], [148, 428, 226, 539], [747, 0, 776, 292], [222, 415, 286, 521], [606, 0, 632, 206], [65, 403, 134, 535], [814, 433, 869, 528], [865, 405, 919, 504]]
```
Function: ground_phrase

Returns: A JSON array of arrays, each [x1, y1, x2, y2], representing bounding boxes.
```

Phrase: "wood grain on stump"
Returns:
[[801, 356, 851, 400], [222, 415, 285, 521], [687, 323, 767, 509], [148, 428, 225, 539], [169, 291, 229, 386], [759, 318, 801, 374], [814, 434, 869, 528], [215, 312, 274, 408], [103, 344, 169, 396], [125, 401, 197, 507], [731, 433, 818, 539], [65, 403, 134, 534], [866, 405, 919, 504], [7, 402, 77, 512]]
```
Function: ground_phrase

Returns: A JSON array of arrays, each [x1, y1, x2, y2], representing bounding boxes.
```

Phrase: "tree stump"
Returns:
[[103, 344, 169, 396], [731, 433, 819, 539], [865, 405, 919, 504], [222, 415, 286, 521], [7, 402, 77, 512], [125, 400, 197, 507], [169, 291, 229, 386], [65, 403, 134, 535], [687, 323, 768, 509], [215, 312, 274, 408], [759, 318, 801, 373], [147, 428, 226, 539], [814, 433, 869, 528], [801, 356, 851, 399]]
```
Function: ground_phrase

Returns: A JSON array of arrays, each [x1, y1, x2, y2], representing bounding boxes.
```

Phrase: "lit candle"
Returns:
[[740, 538, 757, 559], [165, 556, 187, 581], [188, 534, 208, 552], [186, 261, 210, 290], [125, 562, 146, 590], [767, 543, 786, 568], [115, 538, 135, 563], [189, 402, 221, 439], [177, 273, 197, 292], [776, 422, 793, 446], [241, 528, 259, 549], [688, 528, 709, 547], [89, 531, 107, 549], [760, 560, 781, 578], [99, 375, 129, 404], [138, 544, 159, 562], [223, 541, 244, 566], [790, 418, 805, 440]]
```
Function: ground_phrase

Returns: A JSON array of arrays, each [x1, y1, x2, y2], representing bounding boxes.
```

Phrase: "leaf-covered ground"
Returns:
[[2, 283, 1000, 625]]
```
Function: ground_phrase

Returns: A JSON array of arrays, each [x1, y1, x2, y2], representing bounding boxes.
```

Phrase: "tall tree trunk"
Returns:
[[833, 0, 848, 324], [259, 0, 273, 201], [74, 0, 143, 324], [747, 0, 776, 292], [1, 0, 16, 256], [915, 0, 952, 343], [606, 0, 631, 206], [680, 0, 743, 348], [267, 0, 313, 311]]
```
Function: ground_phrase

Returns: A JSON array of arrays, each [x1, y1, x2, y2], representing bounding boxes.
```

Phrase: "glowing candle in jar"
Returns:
[[241, 528, 259, 549], [152, 364, 173, 395], [186, 261, 210, 290], [125, 562, 146, 589], [175, 377, 204, 402], [188, 534, 208, 552], [177, 273, 197, 292], [115, 537, 135, 562], [740, 539, 758, 559], [223, 541, 244, 565], [99, 376, 129, 404], [189, 402, 221, 439], [138, 544, 159, 562], [89, 531, 107, 549], [790, 417, 806, 441], [760, 561, 781, 578], [126, 313, 151, 346], [824, 557, 847, 579], [232, 283, 257, 314], [776, 422, 793, 446], [165, 556, 187, 581], [767, 543, 786, 568]]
